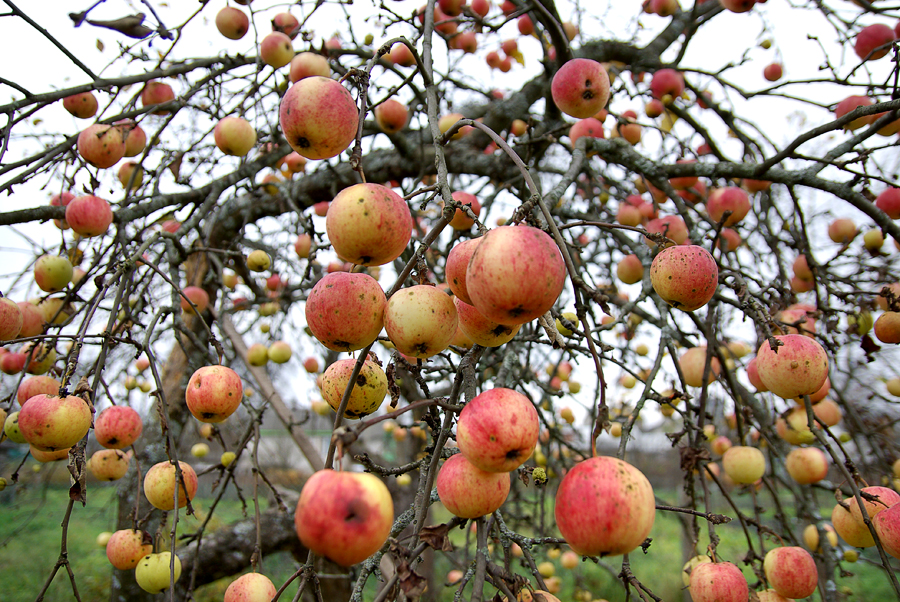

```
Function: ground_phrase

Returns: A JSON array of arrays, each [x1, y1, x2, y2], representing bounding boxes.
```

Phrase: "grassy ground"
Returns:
[[0, 470, 894, 601]]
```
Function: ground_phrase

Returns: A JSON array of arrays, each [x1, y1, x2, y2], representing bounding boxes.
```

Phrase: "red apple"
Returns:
[[446, 191, 481, 230], [18, 394, 92, 452], [876, 188, 900, 219], [454, 297, 521, 347], [456, 388, 539, 472], [834, 96, 875, 131], [106, 529, 153, 570], [289, 52, 331, 83], [875, 311, 900, 343], [180, 286, 209, 313], [259, 32, 294, 68], [568, 118, 605, 149], [649, 245, 718, 311], [141, 80, 175, 115], [828, 218, 857, 243], [446, 238, 480, 305], [466, 225, 567, 326], [763, 62, 783, 82], [555, 456, 656, 556], [437, 453, 510, 518], [389, 43, 416, 67], [271, 12, 299, 38], [679, 346, 721, 387], [706, 187, 750, 226], [185, 365, 243, 423], [785, 447, 829, 484], [855, 23, 895, 61], [63, 92, 98, 119], [755, 334, 828, 399], [0, 297, 22, 341], [645, 215, 689, 245], [143, 460, 199, 510], [326, 183, 412, 266], [305, 272, 386, 352], [94, 405, 143, 449], [66, 195, 113, 237], [874, 503, 900, 559], [689, 561, 748, 602], [295, 469, 393, 566], [116, 120, 147, 157], [77, 124, 126, 169], [384, 285, 458, 359], [280, 76, 359, 160], [649, 68, 685, 101], [551, 59, 611, 119], [224, 573, 277, 602]]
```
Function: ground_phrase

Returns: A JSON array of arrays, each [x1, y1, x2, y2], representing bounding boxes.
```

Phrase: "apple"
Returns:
[[763, 62, 783, 82], [384, 285, 458, 358], [645, 98, 665, 117], [185, 365, 243, 423], [389, 43, 416, 67], [706, 187, 750, 226], [320, 358, 387, 418], [689, 561, 748, 602], [289, 52, 331, 83], [215, 7, 249, 39], [180, 286, 209, 313], [682, 555, 711, 586], [876, 188, 900, 219], [437, 453, 510, 518], [224, 573, 277, 602], [191, 443, 209, 458], [294, 469, 393, 566], [106, 529, 153, 570], [446, 238, 481, 304], [89, 449, 130, 481], [764, 546, 817, 599], [50, 190, 74, 229], [828, 218, 857, 243], [271, 12, 300, 38], [117, 161, 143, 191], [115, 120, 147, 157], [616, 113, 642, 145], [888, 377, 900, 397], [568, 118, 604, 150], [135, 552, 182, 594], [874, 503, 900, 559], [834, 96, 875, 131], [875, 311, 900, 343], [247, 344, 269, 366], [722, 446, 765, 484], [456, 388, 539, 472], [0, 297, 22, 340], [439, 113, 471, 139], [259, 31, 294, 68], [650, 245, 718, 311], [785, 446, 829, 484], [143, 460, 199, 510], [141, 81, 175, 115], [551, 59, 610, 119], [96, 531, 113, 548], [711, 436, 732, 456], [471, 0, 491, 17], [831, 485, 900, 547], [221, 451, 237, 466], [755, 334, 829, 399], [446, 191, 481, 230], [246, 250, 270, 272], [94, 405, 142, 449], [66, 195, 113, 237], [18, 394, 92, 451], [466, 225, 567, 326], [855, 23, 895, 61], [4, 412, 27, 443], [268, 341, 292, 364], [679, 346, 721, 387], [30, 445, 70, 462], [303, 357, 319, 373], [284, 152, 307, 174], [305, 272, 386, 352], [555, 456, 655, 556], [649, 68, 685, 101], [280, 76, 358, 160], [63, 91, 98, 119], [326, 183, 412, 266], [77, 124, 126, 169], [454, 297, 521, 347], [214, 117, 257, 156], [864, 228, 885, 250], [16, 375, 60, 406], [803, 523, 838, 552], [617, 203, 643, 226], [793, 254, 814, 281]]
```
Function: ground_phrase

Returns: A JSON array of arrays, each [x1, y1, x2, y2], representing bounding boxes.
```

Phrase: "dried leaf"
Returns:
[[86, 14, 152, 39], [419, 523, 453, 552], [396, 560, 427, 600], [96, 39, 105, 51]]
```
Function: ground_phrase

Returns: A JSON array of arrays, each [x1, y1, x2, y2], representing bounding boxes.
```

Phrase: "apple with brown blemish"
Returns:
[[185, 365, 243, 423], [18, 393, 92, 452], [63, 91, 98, 119], [456, 387, 538, 472], [454, 297, 520, 347], [374, 98, 408, 134], [77, 124, 126, 169], [94, 405, 143, 449], [143, 460, 199, 510], [305, 272, 386, 352], [214, 117, 257, 157], [106, 529, 153, 570], [326, 183, 412, 266], [89, 449, 131, 481], [437, 453, 510, 518], [320, 358, 387, 418], [384, 285, 458, 359], [551, 58, 610, 119], [140, 80, 175, 115], [755, 334, 828, 399], [294, 469, 393, 566], [832, 485, 900, 547], [555, 456, 656, 556], [650, 245, 718, 311], [280, 76, 358, 160]]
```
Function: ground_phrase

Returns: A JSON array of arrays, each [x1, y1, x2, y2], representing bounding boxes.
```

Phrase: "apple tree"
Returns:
[[1, 0, 900, 601]]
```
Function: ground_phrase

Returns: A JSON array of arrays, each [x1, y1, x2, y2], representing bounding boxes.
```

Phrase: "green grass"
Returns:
[[0, 474, 895, 602]]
